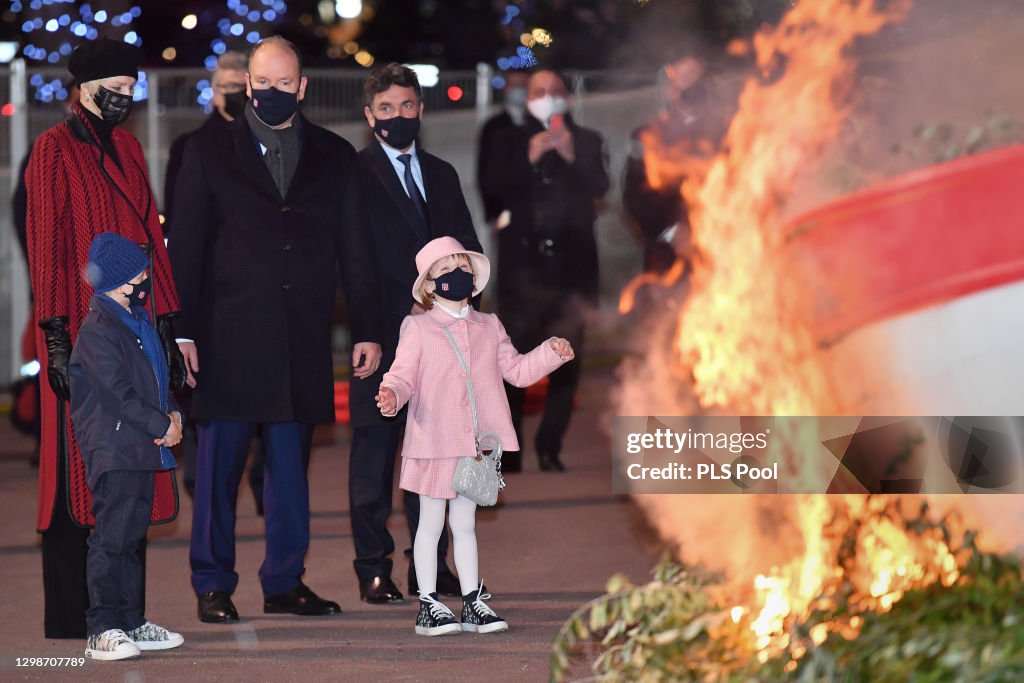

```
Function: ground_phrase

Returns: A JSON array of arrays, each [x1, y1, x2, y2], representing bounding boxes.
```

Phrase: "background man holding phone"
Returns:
[[482, 68, 610, 474]]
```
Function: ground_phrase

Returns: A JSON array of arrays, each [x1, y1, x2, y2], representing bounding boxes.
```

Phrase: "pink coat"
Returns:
[[381, 306, 566, 459]]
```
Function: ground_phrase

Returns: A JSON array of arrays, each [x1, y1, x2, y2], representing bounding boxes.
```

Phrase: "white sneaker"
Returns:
[[126, 621, 184, 651], [85, 629, 141, 661]]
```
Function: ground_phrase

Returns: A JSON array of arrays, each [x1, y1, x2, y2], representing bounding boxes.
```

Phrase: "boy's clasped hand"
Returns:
[[155, 411, 183, 448]]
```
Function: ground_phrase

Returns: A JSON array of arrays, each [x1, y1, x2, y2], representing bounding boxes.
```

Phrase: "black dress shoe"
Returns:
[[408, 565, 470, 597], [359, 576, 404, 604], [198, 591, 239, 623], [264, 583, 341, 616], [538, 452, 567, 472]]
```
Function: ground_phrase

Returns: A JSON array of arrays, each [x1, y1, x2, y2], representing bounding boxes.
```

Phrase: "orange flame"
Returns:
[[730, 496, 964, 662], [631, 0, 909, 416], [617, 0, 981, 666]]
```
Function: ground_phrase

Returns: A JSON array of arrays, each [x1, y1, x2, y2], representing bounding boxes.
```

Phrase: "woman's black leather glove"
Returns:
[[39, 316, 72, 402], [156, 313, 188, 392]]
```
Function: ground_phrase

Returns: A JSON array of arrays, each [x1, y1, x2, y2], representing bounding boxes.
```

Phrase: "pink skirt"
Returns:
[[399, 456, 466, 499]]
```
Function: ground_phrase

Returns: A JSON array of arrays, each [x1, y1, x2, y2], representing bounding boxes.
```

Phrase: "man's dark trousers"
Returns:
[[190, 420, 313, 596], [349, 422, 449, 581]]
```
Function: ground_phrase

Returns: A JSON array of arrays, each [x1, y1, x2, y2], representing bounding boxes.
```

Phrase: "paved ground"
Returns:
[[0, 366, 661, 682]]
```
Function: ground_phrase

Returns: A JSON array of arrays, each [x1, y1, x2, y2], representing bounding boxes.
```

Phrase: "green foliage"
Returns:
[[770, 549, 1024, 683], [550, 556, 732, 682], [552, 503, 1024, 682]]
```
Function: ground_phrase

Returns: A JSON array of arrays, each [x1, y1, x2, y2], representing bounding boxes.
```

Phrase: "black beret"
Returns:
[[68, 38, 140, 85]]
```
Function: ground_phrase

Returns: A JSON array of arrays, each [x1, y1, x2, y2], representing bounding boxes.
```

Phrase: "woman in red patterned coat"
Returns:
[[26, 39, 184, 639]]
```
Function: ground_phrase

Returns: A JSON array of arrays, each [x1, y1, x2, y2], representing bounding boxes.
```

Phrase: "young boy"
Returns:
[[69, 232, 185, 660]]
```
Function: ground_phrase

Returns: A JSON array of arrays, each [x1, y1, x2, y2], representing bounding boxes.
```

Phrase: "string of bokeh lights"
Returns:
[[15, 0, 145, 103], [193, 0, 288, 110], [12, 0, 548, 108], [491, 2, 546, 91]]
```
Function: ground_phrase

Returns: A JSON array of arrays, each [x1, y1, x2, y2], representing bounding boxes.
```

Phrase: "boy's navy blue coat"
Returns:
[[69, 296, 182, 490]]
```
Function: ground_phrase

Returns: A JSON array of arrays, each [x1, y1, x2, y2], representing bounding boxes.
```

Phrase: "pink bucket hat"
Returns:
[[412, 236, 490, 304]]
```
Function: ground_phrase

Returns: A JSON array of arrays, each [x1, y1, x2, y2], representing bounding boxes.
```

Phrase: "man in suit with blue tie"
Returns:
[[349, 63, 484, 603]]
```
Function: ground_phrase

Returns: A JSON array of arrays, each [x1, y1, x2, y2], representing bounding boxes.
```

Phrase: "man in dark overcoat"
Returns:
[[482, 69, 610, 473], [348, 63, 484, 603], [475, 69, 529, 228], [169, 36, 379, 623], [163, 51, 267, 509]]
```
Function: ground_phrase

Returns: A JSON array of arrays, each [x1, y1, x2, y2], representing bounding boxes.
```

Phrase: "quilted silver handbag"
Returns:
[[444, 327, 505, 506]]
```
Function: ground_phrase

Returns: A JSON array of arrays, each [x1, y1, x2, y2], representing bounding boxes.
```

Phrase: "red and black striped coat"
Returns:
[[26, 103, 180, 531]]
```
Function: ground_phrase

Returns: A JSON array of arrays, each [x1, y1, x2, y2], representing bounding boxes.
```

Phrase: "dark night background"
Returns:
[[2, 1, 791, 73]]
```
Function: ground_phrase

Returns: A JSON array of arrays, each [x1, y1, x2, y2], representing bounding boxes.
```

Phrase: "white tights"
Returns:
[[414, 494, 478, 597]]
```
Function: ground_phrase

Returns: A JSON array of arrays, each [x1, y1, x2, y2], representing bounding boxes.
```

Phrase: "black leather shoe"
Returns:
[[538, 452, 567, 472], [359, 576, 404, 604], [198, 591, 239, 623], [264, 583, 342, 616]]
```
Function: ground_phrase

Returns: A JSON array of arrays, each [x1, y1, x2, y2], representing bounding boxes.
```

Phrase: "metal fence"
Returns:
[[0, 62, 658, 385]]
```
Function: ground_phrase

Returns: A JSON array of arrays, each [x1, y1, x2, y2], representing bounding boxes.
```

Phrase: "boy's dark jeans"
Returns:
[[86, 470, 153, 637]]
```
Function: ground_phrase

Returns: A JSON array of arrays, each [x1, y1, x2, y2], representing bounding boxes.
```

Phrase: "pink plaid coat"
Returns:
[[381, 306, 566, 463]]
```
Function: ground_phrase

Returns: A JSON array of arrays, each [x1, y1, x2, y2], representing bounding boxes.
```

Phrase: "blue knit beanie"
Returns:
[[87, 232, 148, 293]]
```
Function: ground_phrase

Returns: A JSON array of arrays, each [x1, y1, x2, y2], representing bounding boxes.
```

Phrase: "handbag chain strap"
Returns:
[[443, 326, 504, 477], [443, 326, 480, 438]]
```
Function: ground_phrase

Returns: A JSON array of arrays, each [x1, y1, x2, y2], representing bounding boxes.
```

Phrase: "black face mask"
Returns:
[[374, 115, 421, 150], [222, 90, 248, 119], [432, 268, 474, 302], [124, 277, 152, 309], [94, 86, 133, 125], [250, 86, 299, 126]]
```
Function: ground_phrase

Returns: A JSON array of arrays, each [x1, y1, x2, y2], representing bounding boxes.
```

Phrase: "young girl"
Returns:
[[376, 236, 574, 636]]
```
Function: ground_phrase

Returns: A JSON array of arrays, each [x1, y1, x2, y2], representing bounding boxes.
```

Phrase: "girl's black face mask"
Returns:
[[432, 268, 474, 302], [94, 86, 133, 125]]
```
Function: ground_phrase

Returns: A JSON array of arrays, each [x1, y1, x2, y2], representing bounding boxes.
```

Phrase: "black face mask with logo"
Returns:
[[432, 268, 474, 302], [124, 277, 152, 309], [250, 86, 299, 126], [374, 115, 421, 150], [222, 90, 248, 119], [94, 86, 133, 125]]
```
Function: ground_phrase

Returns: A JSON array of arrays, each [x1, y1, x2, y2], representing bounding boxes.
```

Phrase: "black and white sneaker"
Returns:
[[460, 581, 508, 634], [126, 621, 184, 651], [84, 629, 141, 661], [415, 593, 462, 636]]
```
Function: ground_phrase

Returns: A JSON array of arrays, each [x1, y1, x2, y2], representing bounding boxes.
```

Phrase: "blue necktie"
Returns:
[[398, 153, 430, 241]]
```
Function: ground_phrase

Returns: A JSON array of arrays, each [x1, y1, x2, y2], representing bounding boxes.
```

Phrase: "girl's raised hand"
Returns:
[[376, 386, 397, 415], [549, 337, 574, 361]]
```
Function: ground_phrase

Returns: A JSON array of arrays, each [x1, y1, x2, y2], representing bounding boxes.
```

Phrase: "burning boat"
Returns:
[[555, 0, 1024, 678]]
